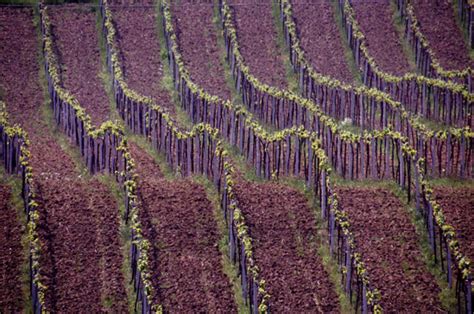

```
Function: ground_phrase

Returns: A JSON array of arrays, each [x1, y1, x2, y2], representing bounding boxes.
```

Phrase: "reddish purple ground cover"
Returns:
[[291, 0, 355, 83], [433, 187, 474, 273], [337, 187, 443, 312], [171, 0, 232, 99], [50, 5, 112, 126], [352, 0, 412, 76], [229, 1, 288, 88], [112, 5, 238, 310], [130, 143, 237, 311], [111, 2, 177, 114], [412, 0, 473, 71], [0, 185, 23, 312], [235, 181, 340, 312]]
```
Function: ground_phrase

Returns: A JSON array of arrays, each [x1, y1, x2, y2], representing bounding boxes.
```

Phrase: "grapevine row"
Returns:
[[100, 0, 271, 311], [280, 0, 473, 177], [457, 0, 474, 48], [39, 6, 161, 311], [220, 0, 473, 311], [0, 103, 45, 312], [338, 0, 473, 125], [281, 0, 474, 134], [226, 0, 473, 180], [162, 0, 387, 311], [394, 0, 472, 86], [286, 0, 472, 128], [222, 0, 471, 182], [105, 0, 381, 310]]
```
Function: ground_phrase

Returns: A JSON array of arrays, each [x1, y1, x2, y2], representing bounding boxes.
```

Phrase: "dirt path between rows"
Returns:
[[235, 181, 339, 312]]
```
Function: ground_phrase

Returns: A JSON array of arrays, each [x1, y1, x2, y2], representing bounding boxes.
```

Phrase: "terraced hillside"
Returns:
[[0, 0, 472, 313]]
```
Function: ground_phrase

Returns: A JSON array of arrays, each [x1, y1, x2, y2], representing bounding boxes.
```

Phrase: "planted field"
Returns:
[[139, 178, 236, 311], [1, 0, 473, 313], [49, 5, 112, 125], [36, 179, 128, 312], [171, 0, 232, 99], [102, 4, 237, 310], [433, 187, 474, 272], [171, 3, 342, 310], [111, 2, 177, 114], [129, 143, 237, 311]]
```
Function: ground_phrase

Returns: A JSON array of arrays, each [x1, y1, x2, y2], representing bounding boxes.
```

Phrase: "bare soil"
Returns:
[[112, 3, 177, 114], [412, 0, 473, 71], [351, 0, 412, 76], [0, 184, 23, 312], [229, 0, 289, 89], [291, 0, 355, 83], [235, 180, 340, 312], [433, 186, 474, 273], [171, 0, 233, 99], [1, 7, 128, 312], [49, 5, 112, 126], [336, 187, 443, 312]]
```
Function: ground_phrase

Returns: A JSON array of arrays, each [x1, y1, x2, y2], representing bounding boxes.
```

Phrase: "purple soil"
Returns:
[[290, 0, 355, 83], [138, 178, 237, 312], [111, 2, 177, 114], [337, 187, 443, 312], [128, 142, 236, 311], [352, 0, 412, 76], [433, 187, 474, 272], [171, 0, 232, 99], [235, 181, 340, 312], [229, 0, 288, 89], [412, 0, 473, 71], [49, 5, 111, 126], [36, 178, 128, 312], [0, 7, 128, 312], [0, 184, 23, 312]]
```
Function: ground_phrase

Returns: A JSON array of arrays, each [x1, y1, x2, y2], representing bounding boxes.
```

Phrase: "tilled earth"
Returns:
[[130, 142, 236, 311], [235, 180, 339, 312], [49, 5, 112, 126], [36, 178, 128, 312], [433, 187, 474, 273], [113, 3, 238, 308], [336, 187, 444, 312], [411, 0, 473, 71], [351, 0, 412, 76], [171, 0, 233, 99], [111, 1, 177, 115], [228, 0, 289, 89], [0, 185, 23, 312], [291, 0, 355, 83]]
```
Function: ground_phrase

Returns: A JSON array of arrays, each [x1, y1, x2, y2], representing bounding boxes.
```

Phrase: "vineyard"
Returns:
[[0, 0, 472, 313]]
